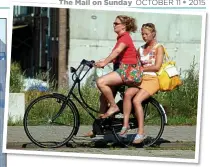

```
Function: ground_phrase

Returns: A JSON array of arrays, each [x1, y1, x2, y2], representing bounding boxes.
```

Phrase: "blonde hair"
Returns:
[[141, 23, 157, 37]]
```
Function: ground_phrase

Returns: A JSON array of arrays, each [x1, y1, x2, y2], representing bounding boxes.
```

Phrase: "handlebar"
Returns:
[[70, 59, 95, 73], [70, 59, 96, 82], [69, 59, 125, 98], [81, 59, 95, 68]]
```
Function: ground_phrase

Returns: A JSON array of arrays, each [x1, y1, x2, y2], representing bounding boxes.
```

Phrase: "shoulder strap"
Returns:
[[153, 43, 170, 61]]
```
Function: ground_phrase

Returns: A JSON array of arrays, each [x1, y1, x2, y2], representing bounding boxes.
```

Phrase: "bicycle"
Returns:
[[23, 59, 168, 148]]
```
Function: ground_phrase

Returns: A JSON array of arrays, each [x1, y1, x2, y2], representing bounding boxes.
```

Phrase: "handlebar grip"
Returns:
[[81, 59, 95, 68]]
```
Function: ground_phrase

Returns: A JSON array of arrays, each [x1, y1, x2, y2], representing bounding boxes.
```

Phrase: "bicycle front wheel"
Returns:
[[23, 94, 79, 148]]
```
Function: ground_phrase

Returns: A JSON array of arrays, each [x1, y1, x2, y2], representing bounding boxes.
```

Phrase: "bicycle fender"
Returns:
[[149, 97, 168, 125], [159, 103, 168, 125], [52, 93, 66, 99]]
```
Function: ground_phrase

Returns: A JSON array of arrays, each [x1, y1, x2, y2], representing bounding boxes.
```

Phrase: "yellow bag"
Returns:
[[157, 47, 182, 91]]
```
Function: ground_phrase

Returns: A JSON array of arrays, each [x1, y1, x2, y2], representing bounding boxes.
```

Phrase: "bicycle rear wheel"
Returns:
[[142, 97, 165, 147], [112, 97, 165, 147], [23, 94, 79, 148]]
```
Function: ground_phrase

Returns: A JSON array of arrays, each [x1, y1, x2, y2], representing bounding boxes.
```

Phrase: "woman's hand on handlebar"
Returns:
[[94, 60, 106, 68]]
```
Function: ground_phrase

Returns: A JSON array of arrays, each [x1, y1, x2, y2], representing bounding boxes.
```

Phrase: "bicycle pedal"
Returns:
[[119, 133, 127, 138], [115, 113, 124, 119]]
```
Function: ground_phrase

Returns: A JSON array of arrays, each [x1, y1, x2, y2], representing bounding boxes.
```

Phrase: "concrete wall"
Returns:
[[8, 93, 25, 122], [68, 9, 202, 84]]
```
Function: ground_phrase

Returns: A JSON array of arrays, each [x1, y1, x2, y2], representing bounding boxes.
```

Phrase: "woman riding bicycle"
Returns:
[[94, 15, 138, 118], [85, 15, 138, 137], [120, 23, 164, 144]]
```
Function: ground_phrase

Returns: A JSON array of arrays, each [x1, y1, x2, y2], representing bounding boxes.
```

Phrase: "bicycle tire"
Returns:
[[23, 94, 79, 148], [112, 97, 165, 147]]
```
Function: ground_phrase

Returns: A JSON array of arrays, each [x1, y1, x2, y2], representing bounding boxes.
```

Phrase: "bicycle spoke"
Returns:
[[112, 98, 165, 147], [24, 94, 78, 148]]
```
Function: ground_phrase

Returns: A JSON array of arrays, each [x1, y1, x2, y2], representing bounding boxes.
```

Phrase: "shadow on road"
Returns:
[[19, 137, 171, 149]]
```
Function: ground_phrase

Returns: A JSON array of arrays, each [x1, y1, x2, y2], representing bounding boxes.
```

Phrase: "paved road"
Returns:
[[6, 125, 197, 159]]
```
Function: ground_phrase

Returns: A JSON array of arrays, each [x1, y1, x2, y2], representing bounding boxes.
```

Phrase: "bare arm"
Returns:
[[95, 42, 127, 68], [143, 45, 164, 72], [104, 42, 127, 64]]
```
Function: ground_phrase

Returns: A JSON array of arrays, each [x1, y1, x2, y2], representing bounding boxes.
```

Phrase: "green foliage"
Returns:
[[10, 62, 23, 93], [9, 60, 199, 126], [71, 85, 100, 124], [68, 69, 100, 124], [22, 85, 100, 126], [154, 60, 199, 125], [7, 115, 23, 126]]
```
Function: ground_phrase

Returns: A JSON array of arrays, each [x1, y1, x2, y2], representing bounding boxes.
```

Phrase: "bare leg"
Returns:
[[99, 94, 108, 115], [132, 89, 150, 135], [84, 87, 117, 137], [99, 86, 117, 116], [96, 72, 123, 118], [121, 87, 139, 132], [84, 94, 108, 137]]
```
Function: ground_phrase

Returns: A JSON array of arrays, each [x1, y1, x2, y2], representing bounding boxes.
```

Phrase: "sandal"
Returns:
[[119, 126, 130, 137], [132, 134, 146, 144]]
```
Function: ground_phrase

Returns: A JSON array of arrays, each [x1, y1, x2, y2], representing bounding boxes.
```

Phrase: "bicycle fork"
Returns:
[[51, 100, 68, 123]]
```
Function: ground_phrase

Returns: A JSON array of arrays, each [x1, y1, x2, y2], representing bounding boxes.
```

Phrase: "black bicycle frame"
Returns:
[[52, 59, 100, 122]]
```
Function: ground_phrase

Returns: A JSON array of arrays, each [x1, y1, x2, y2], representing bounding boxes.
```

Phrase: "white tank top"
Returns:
[[139, 44, 160, 76]]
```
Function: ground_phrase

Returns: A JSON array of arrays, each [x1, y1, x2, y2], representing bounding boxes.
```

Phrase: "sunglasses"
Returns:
[[143, 23, 150, 27], [113, 22, 122, 26], [142, 23, 153, 28]]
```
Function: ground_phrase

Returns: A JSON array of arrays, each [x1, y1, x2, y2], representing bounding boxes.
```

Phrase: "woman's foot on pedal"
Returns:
[[100, 105, 120, 119]]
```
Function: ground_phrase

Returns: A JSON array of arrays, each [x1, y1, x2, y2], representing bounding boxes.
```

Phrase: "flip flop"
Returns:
[[119, 126, 130, 137]]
